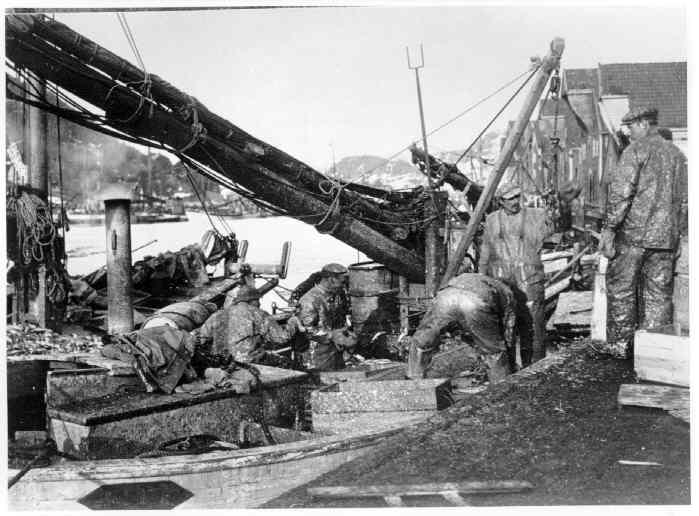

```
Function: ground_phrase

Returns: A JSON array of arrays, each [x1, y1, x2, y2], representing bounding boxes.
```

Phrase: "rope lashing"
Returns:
[[178, 97, 207, 153], [7, 191, 57, 266], [315, 178, 347, 234]]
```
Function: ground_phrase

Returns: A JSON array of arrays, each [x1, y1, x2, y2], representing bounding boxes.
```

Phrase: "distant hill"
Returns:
[[324, 131, 502, 191]]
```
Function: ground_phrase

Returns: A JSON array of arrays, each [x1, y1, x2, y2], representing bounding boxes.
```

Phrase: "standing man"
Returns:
[[599, 106, 687, 358], [405, 273, 517, 382], [478, 182, 580, 367], [296, 263, 356, 371]]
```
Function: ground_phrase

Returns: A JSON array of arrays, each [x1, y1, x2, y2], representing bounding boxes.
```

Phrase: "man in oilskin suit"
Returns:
[[598, 106, 687, 358], [478, 181, 580, 367], [405, 273, 517, 382], [295, 263, 357, 371]]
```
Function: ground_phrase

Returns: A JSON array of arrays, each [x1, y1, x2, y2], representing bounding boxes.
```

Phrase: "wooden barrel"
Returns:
[[348, 262, 399, 339]]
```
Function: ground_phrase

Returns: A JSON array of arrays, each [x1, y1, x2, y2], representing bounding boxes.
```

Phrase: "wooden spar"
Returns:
[[410, 144, 485, 206], [8, 14, 409, 234], [440, 38, 565, 287], [6, 27, 425, 281]]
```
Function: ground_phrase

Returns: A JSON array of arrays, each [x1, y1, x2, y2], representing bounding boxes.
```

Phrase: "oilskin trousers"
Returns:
[[407, 286, 509, 381], [606, 243, 675, 358]]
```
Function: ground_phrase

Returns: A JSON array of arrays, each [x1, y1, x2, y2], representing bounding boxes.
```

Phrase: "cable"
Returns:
[[54, 83, 67, 264], [348, 67, 535, 187], [451, 63, 541, 168]]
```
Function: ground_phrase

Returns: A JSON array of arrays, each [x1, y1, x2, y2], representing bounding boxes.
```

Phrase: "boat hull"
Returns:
[[7, 425, 403, 510]]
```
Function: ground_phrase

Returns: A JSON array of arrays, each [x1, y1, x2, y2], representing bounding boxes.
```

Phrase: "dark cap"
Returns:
[[498, 184, 522, 200], [621, 106, 658, 126], [231, 285, 260, 304], [320, 263, 348, 276]]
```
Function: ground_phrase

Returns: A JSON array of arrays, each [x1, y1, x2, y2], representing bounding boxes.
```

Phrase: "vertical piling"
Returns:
[[101, 184, 135, 334]]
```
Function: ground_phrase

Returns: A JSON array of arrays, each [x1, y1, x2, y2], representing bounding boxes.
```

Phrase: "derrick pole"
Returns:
[[441, 38, 565, 287]]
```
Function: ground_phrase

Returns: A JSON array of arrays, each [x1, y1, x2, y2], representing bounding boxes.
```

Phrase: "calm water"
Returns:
[[65, 212, 367, 309]]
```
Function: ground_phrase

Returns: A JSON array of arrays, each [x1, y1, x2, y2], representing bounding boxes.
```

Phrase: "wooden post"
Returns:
[[441, 38, 565, 287], [101, 184, 135, 334], [25, 73, 50, 327], [424, 197, 439, 297], [590, 255, 608, 344], [398, 275, 409, 333]]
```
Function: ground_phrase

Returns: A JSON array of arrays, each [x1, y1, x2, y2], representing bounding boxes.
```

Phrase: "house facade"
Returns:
[[536, 61, 687, 224]]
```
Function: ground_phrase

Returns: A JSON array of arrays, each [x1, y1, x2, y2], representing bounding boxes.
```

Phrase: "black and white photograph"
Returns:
[[2, 1, 693, 511]]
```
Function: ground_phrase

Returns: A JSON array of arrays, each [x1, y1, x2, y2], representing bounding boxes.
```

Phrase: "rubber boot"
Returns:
[[483, 351, 511, 383], [407, 340, 430, 380]]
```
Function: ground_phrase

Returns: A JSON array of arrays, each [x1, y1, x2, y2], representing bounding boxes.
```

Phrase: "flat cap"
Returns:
[[321, 263, 348, 276], [498, 184, 522, 200], [621, 106, 658, 125]]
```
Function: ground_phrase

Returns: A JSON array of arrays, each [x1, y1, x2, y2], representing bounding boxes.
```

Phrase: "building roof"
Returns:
[[598, 62, 686, 128]]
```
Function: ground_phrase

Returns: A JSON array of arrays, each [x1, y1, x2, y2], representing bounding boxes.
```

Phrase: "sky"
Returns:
[[18, 2, 689, 171]]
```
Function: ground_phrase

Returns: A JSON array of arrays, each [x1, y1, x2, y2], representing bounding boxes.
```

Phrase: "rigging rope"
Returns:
[[54, 83, 67, 263], [347, 67, 535, 187], [451, 62, 541, 168]]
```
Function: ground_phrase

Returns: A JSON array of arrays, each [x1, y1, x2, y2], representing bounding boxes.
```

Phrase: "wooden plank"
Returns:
[[46, 368, 142, 407], [590, 256, 608, 343], [541, 250, 573, 262], [543, 257, 569, 275], [7, 351, 135, 376], [545, 277, 570, 301], [308, 480, 534, 499], [546, 291, 593, 330], [310, 379, 449, 414], [312, 411, 432, 435], [617, 384, 689, 414], [634, 329, 689, 387]]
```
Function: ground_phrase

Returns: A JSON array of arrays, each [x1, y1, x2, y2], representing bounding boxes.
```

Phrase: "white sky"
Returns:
[[14, 2, 690, 171]]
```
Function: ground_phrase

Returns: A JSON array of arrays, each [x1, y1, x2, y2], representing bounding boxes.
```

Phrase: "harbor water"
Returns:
[[65, 212, 367, 310]]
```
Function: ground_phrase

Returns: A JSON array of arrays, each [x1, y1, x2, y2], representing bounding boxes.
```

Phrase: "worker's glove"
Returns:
[[285, 315, 305, 335], [331, 328, 358, 351], [599, 227, 616, 259], [558, 180, 582, 204]]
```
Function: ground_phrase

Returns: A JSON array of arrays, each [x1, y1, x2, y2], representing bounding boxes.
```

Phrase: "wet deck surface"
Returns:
[[265, 341, 690, 507]]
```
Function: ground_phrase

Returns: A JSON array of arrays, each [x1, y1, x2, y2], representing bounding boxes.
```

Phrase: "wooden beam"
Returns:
[[307, 480, 534, 499], [441, 38, 565, 287], [590, 255, 608, 343], [617, 383, 689, 414], [634, 329, 689, 387]]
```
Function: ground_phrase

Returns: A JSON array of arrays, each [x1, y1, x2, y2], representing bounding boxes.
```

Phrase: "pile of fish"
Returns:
[[6, 323, 103, 356]]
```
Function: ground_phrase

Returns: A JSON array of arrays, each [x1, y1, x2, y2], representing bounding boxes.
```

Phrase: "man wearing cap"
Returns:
[[598, 106, 687, 358], [295, 263, 357, 370], [405, 273, 517, 382], [196, 285, 300, 364], [478, 180, 580, 367]]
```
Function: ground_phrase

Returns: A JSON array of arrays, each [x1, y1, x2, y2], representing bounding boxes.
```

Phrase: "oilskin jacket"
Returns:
[[478, 206, 553, 286], [606, 128, 687, 249], [296, 283, 347, 370], [199, 303, 294, 363], [412, 273, 517, 355]]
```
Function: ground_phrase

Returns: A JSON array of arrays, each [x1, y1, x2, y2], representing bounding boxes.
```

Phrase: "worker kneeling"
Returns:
[[406, 273, 516, 382], [196, 285, 299, 367]]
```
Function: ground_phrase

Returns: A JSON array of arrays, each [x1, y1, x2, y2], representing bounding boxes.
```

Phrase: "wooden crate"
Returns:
[[48, 365, 308, 459], [310, 378, 449, 434], [634, 328, 689, 387]]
